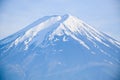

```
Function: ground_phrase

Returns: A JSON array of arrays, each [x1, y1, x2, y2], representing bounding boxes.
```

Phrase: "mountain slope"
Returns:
[[0, 14, 120, 80]]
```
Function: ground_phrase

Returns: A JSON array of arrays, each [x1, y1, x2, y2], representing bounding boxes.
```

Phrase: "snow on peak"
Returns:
[[9, 14, 120, 50], [48, 14, 115, 49], [49, 14, 92, 49], [10, 15, 62, 49]]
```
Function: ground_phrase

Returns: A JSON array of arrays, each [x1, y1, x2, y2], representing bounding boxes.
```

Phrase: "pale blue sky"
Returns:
[[0, 0, 120, 40]]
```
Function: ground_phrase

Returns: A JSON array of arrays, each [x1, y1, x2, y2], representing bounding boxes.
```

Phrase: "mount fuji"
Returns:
[[0, 14, 120, 80]]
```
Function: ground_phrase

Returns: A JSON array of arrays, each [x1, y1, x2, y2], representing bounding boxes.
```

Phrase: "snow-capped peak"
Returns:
[[49, 14, 104, 47], [9, 14, 120, 50], [11, 15, 61, 46]]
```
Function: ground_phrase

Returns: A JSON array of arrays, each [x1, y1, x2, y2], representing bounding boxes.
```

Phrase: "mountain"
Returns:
[[0, 14, 120, 80]]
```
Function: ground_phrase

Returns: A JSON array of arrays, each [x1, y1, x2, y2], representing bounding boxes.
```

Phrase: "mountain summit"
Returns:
[[0, 14, 120, 80]]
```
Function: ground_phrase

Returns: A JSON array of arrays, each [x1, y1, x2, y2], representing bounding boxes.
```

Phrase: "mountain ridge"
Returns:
[[1, 14, 120, 50]]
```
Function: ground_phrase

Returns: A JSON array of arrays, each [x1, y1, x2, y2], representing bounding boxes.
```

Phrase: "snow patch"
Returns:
[[108, 39, 120, 48], [49, 23, 65, 40], [63, 36, 68, 42], [104, 59, 113, 65]]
